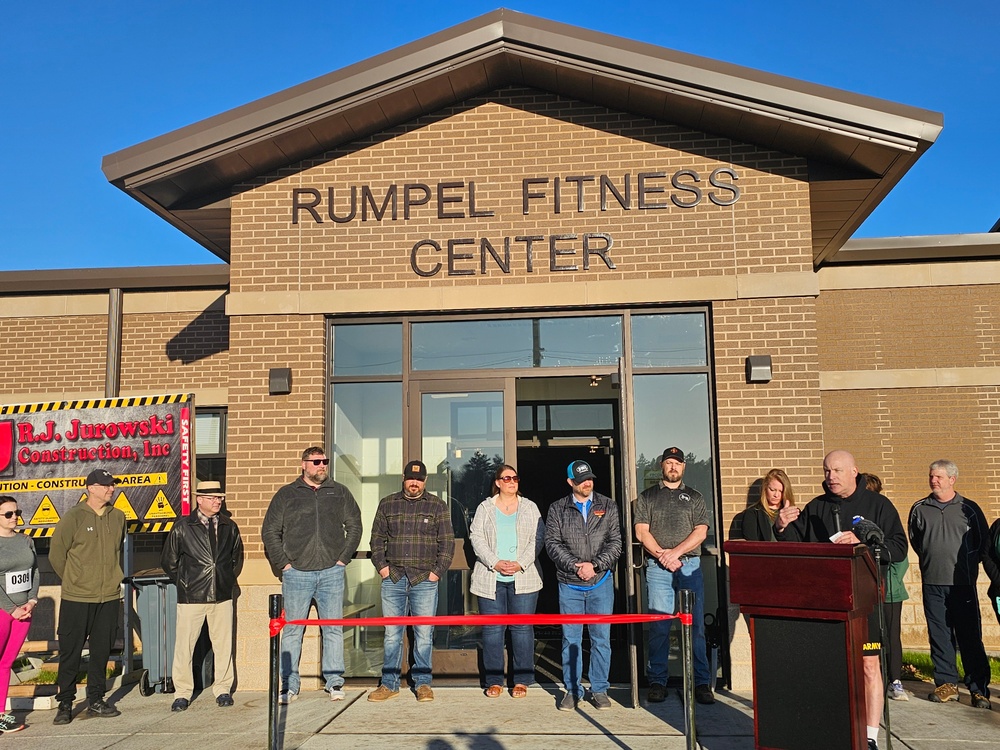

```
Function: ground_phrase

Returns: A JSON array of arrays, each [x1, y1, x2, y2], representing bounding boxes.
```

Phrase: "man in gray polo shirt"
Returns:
[[634, 447, 713, 705]]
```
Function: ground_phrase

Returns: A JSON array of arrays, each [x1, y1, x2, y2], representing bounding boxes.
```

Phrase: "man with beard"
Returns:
[[262, 447, 362, 705], [776, 450, 907, 750], [545, 459, 622, 711], [908, 460, 990, 708], [634, 447, 714, 705], [368, 460, 454, 703]]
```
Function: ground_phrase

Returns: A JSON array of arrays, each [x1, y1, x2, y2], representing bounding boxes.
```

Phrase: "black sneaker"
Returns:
[[647, 683, 667, 703], [171, 698, 189, 712], [216, 693, 234, 707], [87, 699, 121, 718], [868, 739, 878, 750], [53, 701, 73, 725]]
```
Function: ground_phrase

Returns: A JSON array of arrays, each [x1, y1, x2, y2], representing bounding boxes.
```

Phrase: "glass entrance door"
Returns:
[[408, 379, 515, 673]]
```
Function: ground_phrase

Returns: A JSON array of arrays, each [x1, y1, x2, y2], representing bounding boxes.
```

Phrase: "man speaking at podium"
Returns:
[[774, 450, 907, 750]]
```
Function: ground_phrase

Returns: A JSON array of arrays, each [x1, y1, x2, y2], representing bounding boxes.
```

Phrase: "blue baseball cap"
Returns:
[[568, 460, 596, 482]]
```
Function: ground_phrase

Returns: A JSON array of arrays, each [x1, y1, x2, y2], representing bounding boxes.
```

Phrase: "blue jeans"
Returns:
[[557, 579, 613, 696], [281, 564, 345, 694], [645, 557, 710, 686], [380, 577, 438, 690], [478, 583, 539, 687]]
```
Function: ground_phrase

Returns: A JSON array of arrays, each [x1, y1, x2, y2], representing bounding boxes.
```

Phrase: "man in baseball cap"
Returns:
[[50, 469, 126, 724], [635, 446, 715, 705], [545, 459, 622, 710]]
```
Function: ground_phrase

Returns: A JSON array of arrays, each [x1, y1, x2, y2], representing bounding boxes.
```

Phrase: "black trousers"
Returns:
[[921, 583, 990, 696], [883, 601, 903, 683], [56, 599, 120, 704]]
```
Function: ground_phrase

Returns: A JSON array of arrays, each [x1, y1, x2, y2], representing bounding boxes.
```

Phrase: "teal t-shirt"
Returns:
[[495, 508, 518, 582]]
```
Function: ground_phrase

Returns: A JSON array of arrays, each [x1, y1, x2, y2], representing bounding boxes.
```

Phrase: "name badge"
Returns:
[[5, 569, 31, 595]]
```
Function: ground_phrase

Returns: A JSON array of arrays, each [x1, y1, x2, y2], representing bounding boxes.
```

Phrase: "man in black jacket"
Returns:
[[262, 447, 363, 704], [776, 450, 907, 750], [161, 480, 244, 712], [544, 460, 622, 711]]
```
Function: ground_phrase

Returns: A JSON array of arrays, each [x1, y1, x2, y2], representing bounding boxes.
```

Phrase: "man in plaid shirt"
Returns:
[[368, 460, 454, 703]]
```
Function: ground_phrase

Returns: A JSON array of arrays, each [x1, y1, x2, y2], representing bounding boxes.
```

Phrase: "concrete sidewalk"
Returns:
[[8, 678, 999, 749]]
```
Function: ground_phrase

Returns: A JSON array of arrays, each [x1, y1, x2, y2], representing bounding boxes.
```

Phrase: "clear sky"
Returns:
[[2, 1, 997, 272]]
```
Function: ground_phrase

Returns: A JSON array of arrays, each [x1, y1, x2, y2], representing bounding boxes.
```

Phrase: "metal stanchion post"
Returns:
[[269, 593, 282, 750], [680, 589, 697, 750]]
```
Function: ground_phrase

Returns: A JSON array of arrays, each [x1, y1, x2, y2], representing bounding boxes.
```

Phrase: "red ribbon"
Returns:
[[268, 610, 692, 636]]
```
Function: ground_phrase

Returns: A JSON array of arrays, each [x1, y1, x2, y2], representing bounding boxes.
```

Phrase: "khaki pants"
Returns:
[[171, 600, 235, 699]]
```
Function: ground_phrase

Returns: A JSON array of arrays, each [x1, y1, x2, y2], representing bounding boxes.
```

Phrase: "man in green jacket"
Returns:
[[50, 468, 126, 725]]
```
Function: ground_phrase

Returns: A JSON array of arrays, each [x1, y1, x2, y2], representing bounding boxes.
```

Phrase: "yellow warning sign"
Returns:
[[114, 493, 139, 520], [144, 490, 177, 520], [29, 496, 61, 525]]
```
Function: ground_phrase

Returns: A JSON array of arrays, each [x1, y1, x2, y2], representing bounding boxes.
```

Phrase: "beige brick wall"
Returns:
[[225, 314, 327, 559], [816, 286, 1000, 371], [121, 309, 229, 393], [714, 297, 826, 522], [230, 88, 812, 297], [0, 315, 106, 395]]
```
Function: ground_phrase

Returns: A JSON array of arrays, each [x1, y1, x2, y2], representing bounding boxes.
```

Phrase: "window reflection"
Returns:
[[332, 323, 402, 376], [631, 313, 707, 367]]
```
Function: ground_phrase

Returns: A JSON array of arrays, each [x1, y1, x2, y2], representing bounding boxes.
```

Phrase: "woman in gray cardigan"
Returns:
[[470, 464, 544, 698]]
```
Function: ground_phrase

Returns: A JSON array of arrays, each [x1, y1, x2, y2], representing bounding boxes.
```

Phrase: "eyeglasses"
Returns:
[[2, 510, 22, 519], [498, 475, 519, 483], [306, 458, 330, 466]]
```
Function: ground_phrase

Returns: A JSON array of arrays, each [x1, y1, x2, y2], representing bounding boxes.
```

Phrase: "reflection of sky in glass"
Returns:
[[412, 320, 533, 370], [632, 373, 716, 543], [332, 323, 402, 376], [631, 314, 707, 367], [538, 317, 622, 367]]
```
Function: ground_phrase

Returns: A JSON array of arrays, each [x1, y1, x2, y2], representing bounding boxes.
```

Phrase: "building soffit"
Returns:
[[101, 9, 943, 267]]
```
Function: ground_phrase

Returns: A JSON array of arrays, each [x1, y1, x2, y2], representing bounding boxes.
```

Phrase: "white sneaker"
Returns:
[[278, 691, 298, 705], [888, 680, 908, 701], [328, 687, 346, 701]]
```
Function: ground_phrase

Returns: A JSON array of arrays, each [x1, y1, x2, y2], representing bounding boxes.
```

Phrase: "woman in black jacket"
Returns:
[[738, 468, 795, 541]]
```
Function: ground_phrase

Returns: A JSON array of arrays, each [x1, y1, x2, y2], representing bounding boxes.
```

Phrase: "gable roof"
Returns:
[[102, 8, 942, 267]]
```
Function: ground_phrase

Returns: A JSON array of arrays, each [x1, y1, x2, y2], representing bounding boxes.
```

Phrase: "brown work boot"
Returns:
[[367, 685, 399, 702], [415, 685, 434, 702], [928, 683, 958, 703]]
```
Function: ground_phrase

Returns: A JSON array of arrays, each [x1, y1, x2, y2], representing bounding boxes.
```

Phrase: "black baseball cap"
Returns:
[[404, 460, 428, 480], [567, 460, 596, 482], [85, 469, 120, 486], [660, 447, 686, 463]]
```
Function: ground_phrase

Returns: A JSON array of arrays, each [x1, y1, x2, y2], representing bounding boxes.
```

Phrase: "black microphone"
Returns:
[[851, 516, 885, 544], [832, 502, 841, 533]]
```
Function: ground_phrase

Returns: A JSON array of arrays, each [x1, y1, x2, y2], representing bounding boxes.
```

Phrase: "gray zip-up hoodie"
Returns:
[[908, 492, 988, 586]]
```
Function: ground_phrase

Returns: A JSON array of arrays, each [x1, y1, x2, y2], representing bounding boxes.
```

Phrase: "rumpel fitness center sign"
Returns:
[[290, 168, 741, 278], [0, 394, 193, 533]]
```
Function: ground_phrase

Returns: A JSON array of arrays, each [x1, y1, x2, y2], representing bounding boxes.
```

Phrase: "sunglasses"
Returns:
[[498, 475, 519, 483], [306, 458, 330, 466], [2, 510, 22, 519]]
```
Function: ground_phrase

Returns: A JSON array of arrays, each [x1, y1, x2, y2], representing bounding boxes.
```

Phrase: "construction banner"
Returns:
[[0, 394, 193, 535]]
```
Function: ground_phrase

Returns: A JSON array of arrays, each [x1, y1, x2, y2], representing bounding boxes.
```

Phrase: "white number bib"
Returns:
[[5, 569, 31, 595]]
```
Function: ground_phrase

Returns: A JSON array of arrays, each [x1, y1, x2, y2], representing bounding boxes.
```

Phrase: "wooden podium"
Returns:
[[726, 541, 879, 750]]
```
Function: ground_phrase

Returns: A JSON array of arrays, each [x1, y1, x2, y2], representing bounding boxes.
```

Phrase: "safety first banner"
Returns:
[[0, 394, 193, 536]]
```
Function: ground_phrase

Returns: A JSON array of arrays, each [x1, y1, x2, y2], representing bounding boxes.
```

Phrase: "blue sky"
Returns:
[[2, 1, 997, 271]]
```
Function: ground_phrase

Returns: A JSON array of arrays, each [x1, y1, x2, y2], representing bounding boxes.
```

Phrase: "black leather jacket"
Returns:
[[161, 512, 244, 604]]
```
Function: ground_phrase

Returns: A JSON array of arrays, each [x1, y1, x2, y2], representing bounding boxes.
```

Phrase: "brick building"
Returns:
[[2, 11, 999, 692]]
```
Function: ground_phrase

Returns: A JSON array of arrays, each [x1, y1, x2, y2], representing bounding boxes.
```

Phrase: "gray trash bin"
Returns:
[[130, 569, 177, 695]]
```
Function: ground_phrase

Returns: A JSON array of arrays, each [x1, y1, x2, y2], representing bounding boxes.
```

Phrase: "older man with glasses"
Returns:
[[262, 446, 362, 705]]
